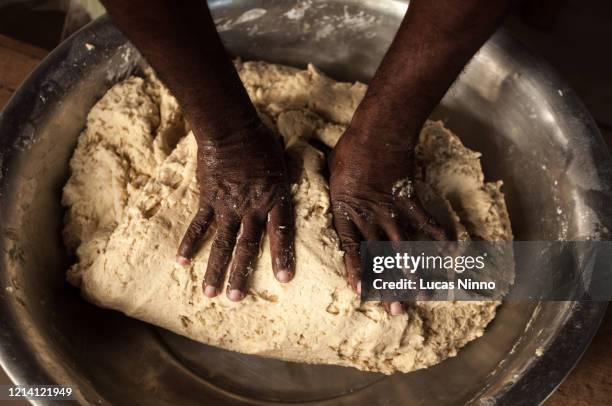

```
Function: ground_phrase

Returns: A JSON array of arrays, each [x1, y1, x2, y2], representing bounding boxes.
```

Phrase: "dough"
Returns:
[[62, 61, 512, 374]]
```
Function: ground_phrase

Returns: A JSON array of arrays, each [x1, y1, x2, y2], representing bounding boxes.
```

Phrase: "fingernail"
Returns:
[[204, 285, 217, 298], [276, 270, 293, 283], [176, 255, 190, 266], [390, 302, 403, 316], [228, 289, 244, 302], [357, 281, 362, 295]]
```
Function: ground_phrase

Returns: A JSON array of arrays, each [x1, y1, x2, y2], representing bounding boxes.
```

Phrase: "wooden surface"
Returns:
[[0, 33, 611, 405], [0, 33, 47, 108], [548, 307, 612, 405]]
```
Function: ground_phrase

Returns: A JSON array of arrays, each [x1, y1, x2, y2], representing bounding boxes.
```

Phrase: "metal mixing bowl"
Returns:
[[1, 1, 611, 405]]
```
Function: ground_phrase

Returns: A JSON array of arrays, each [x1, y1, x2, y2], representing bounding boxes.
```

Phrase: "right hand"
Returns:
[[176, 121, 295, 302]]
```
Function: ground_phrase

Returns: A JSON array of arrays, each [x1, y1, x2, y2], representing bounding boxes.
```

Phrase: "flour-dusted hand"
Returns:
[[176, 122, 295, 301], [329, 129, 447, 314], [328, 0, 514, 314], [102, 0, 296, 301]]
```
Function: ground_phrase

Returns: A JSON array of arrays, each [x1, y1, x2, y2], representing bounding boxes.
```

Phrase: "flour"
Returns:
[[234, 8, 267, 24], [283, 0, 313, 20], [63, 61, 512, 374], [392, 178, 413, 199]]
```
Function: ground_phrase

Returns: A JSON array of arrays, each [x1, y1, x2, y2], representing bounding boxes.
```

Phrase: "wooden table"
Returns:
[[0, 34, 47, 108], [1, 33, 611, 405]]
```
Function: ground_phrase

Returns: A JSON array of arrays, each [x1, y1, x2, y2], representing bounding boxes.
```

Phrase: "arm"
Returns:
[[102, 0, 295, 301], [102, 0, 256, 136], [329, 0, 516, 313], [350, 0, 514, 146]]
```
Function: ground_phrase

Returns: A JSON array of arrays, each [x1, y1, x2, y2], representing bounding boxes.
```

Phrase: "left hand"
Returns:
[[329, 128, 447, 314]]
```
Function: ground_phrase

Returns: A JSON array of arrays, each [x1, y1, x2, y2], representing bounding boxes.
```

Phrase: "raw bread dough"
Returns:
[[62, 61, 512, 374]]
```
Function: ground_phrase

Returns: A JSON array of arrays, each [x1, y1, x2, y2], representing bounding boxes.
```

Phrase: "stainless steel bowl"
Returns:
[[1, 1, 611, 405]]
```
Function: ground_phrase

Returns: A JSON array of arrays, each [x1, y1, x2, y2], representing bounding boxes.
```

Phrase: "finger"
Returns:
[[353, 220, 381, 242], [267, 197, 295, 283], [349, 210, 380, 241], [380, 216, 408, 241], [333, 213, 362, 293], [177, 205, 214, 264], [383, 301, 404, 316], [397, 199, 448, 241], [227, 216, 264, 301], [350, 208, 380, 241], [203, 217, 240, 298]]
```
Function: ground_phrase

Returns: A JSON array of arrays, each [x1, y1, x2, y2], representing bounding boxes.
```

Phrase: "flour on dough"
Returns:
[[62, 61, 512, 374]]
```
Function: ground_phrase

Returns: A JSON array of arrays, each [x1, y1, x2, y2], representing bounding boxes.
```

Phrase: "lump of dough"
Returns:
[[62, 61, 512, 374]]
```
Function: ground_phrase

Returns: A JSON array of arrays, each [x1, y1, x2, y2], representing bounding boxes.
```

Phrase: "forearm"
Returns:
[[350, 0, 516, 148], [102, 0, 258, 140]]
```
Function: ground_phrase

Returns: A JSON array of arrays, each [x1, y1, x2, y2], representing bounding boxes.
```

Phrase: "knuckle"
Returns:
[[331, 198, 353, 215], [204, 271, 222, 285], [232, 262, 254, 279], [186, 215, 211, 235], [347, 263, 362, 277], [186, 222, 206, 238], [241, 237, 261, 248], [216, 221, 237, 238], [335, 224, 358, 242], [234, 241, 259, 258], [193, 211, 210, 226], [354, 206, 374, 222], [212, 236, 235, 253], [272, 225, 293, 240], [341, 240, 360, 254], [335, 225, 357, 241]]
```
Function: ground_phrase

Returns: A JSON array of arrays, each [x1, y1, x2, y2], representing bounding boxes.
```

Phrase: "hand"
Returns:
[[329, 128, 447, 314], [176, 121, 295, 301]]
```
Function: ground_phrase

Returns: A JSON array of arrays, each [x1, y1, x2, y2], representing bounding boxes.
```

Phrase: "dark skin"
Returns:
[[330, 0, 515, 313], [102, 0, 514, 313], [102, 0, 294, 302]]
